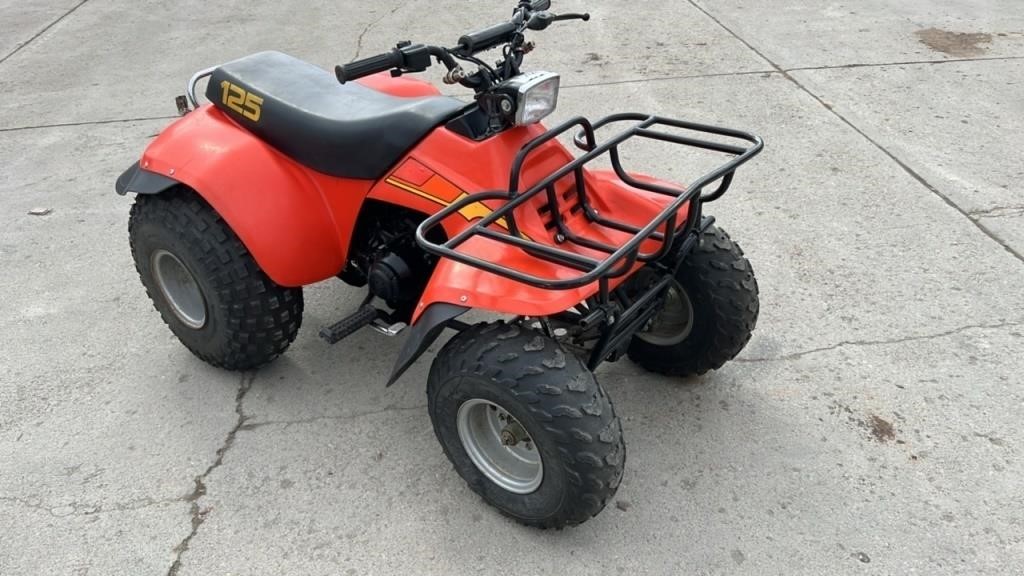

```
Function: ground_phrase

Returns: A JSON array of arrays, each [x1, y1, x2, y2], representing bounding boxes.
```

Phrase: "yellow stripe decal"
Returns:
[[386, 177, 510, 231]]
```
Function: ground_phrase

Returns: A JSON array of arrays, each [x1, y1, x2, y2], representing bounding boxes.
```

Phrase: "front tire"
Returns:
[[428, 322, 625, 529], [628, 224, 759, 376], [128, 188, 303, 370]]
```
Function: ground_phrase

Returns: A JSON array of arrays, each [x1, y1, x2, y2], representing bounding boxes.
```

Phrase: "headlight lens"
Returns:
[[504, 71, 560, 126]]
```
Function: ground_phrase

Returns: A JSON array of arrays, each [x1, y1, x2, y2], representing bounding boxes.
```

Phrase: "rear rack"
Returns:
[[416, 113, 763, 292]]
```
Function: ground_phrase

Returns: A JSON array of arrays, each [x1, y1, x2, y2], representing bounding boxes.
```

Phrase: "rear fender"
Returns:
[[135, 105, 373, 287], [115, 161, 178, 195]]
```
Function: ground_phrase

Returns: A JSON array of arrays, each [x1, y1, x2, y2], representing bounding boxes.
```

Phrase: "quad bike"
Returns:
[[115, 0, 762, 528]]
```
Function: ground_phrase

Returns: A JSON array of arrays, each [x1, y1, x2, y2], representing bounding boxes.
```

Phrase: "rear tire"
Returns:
[[428, 322, 625, 529], [128, 188, 303, 370], [627, 224, 758, 376]]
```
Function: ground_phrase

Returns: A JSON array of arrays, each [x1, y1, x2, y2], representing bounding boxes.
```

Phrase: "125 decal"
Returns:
[[220, 81, 263, 122]]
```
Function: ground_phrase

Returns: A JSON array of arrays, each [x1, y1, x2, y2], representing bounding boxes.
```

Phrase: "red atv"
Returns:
[[116, 0, 762, 528]]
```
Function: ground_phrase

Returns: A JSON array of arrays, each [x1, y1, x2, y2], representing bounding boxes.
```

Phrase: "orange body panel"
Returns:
[[356, 72, 449, 98], [141, 105, 372, 287], [370, 126, 684, 323], [141, 73, 686, 322], [138, 74, 447, 287]]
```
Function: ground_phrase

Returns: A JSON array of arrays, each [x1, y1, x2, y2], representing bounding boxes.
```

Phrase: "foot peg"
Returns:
[[319, 305, 379, 345], [371, 319, 408, 337]]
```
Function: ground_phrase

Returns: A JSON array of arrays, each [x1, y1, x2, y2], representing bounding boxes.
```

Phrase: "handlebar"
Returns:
[[458, 0, 555, 53], [336, 43, 459, 84], [336, 0, 584, 85]]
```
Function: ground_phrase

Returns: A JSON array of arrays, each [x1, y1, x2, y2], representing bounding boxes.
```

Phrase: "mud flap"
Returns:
[[386, 303, 469, 386], [115, 161, 180, 195]]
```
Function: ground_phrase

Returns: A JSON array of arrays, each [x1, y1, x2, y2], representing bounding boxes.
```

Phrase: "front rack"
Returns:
[[416, 113, 763, 294]]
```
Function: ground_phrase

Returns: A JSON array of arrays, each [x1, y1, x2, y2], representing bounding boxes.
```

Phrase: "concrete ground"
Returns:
[[1, 1, 1022, 574]]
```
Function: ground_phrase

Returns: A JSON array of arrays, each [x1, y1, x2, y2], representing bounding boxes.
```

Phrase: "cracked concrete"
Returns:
[[180, 324, 1024, 575], [2, 1, 1023, 575], [240, 404, 429, 432], [736, 320, 1024, 363], [688, 0, 1024, 266], [784, 54, 1024, 72], [167, 373, 254, 576], [791, 57, 1024, 256], [0, 494, 182, 517], [352, 3, 406, 60], [971, 207, 1024, 218]]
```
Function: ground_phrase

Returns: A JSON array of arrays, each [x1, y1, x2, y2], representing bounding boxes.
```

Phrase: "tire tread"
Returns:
[[428, 321, 625, 529], [628, 224, 758, 376], [129, 189, 303, 370]]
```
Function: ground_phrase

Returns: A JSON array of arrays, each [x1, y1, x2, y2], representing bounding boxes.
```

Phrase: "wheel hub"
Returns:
[[151, 249, 207, 330], [500, 429, 517, 446], [457, 399, 543, 494], [500, 420, 529, 446], [636, 279, 694, 346]]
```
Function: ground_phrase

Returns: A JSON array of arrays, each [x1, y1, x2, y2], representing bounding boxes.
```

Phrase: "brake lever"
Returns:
[[527, 11, 591, 31], [552, 13, 591, 23]]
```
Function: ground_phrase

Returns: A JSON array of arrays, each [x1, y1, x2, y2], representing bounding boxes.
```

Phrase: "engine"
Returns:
[[340, 202, 441, 320]]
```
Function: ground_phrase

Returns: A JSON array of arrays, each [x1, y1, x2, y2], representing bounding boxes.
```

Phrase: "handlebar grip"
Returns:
[[335, 50, 404, 83], [458, 21, 518, 53], [530, 0, 552, 10]]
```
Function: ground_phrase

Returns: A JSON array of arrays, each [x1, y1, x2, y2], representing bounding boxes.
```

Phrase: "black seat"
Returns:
[[206, 51, 465, 180]]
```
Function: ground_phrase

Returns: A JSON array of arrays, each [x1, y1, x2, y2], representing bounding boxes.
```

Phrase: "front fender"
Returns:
[[410, 170, 687, 323], [386, 303, 468, 386], [134, 105, 372, 287]]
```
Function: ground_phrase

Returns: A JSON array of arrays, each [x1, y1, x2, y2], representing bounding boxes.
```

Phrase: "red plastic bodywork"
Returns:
[[372, 129, 682, 323], [141, 105, 371, 287], [140, 74, 684, 323]]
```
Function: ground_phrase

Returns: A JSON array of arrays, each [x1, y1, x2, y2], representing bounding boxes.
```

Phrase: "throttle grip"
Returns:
[[335, 50, 404, 83]]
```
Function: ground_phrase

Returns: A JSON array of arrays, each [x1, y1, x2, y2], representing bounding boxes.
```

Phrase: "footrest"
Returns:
[[319, 304, 378, 345]]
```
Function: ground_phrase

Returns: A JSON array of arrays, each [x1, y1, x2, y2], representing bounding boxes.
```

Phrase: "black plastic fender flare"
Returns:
[[115, 161, 180, 195], [387, 303, 469, 386]]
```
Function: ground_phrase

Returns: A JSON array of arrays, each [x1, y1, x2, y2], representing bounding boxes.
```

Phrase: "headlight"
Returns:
[[501, 71, 560, 126]]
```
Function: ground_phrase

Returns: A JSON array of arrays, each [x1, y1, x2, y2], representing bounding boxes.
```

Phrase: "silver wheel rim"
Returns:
[[456, 399, 543, 494], [637, 280, 694, 346], [151, 249, 207, 329]]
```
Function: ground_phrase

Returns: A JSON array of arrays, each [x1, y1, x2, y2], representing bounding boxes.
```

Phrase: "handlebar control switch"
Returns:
[[527, 11, 555, 31], [397, 43, 434, 73]]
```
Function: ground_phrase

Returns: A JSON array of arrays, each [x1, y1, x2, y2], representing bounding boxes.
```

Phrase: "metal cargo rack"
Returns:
[[416, 113, 763, 292], [416, 113, 763, 369]]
